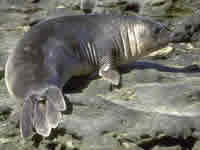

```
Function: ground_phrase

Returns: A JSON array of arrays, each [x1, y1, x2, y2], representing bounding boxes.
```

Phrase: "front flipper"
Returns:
[[99, 65, 121, 86], [99, 55, 121, 90]]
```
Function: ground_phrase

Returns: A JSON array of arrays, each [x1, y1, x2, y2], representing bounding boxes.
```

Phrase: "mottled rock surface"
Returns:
[[1, 0, 200, 150]]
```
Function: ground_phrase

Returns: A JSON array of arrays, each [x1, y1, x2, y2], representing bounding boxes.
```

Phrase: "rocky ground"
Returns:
[[1, 0, 200, 150]]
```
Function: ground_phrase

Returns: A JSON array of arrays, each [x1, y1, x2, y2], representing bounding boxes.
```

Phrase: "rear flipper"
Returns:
[[34, 102, 51, 137], [20, 86, 66, 138], [46, 99, 62, 129], [45, 86, 66, 111], [20, 98, 34, 138], [46, 86, 65, 129]]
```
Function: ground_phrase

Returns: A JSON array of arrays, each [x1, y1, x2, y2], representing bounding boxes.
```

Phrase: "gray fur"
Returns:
[[5, 14, 171, 138]]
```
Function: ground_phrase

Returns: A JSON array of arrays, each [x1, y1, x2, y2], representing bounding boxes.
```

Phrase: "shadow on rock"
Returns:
[[119, 61, 200, 74], [62, 60, 200, 95], [138, 136, 197, 150]]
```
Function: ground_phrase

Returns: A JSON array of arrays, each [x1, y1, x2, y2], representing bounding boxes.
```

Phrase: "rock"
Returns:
[[46, 8, 84, 19], [0, 105, 12, 121], [0, 30, 24, 70], [152, 145, 181, 150], [0, 0, 31, 9], [147, 46, 174, 59], [121, 142, 144, 150], [92, 0, 173, 18], [0, 67, 4, 80], [80, 0, 96, 13], [92, 0, 125, 15], [0, 1, 84, 71], [139, 0, 173, 17], [62, 78, 200, 139], [92, 0, 172, 16], [0, 80, 15, 108], [59, 0, 81, 9], [81, 136, 121, 150], [0, 143, 18, 150], [92, 5, 122, 15], [193, 141, 200, 150], [171, 9, 200, 43], [81, 136, 143, 150]]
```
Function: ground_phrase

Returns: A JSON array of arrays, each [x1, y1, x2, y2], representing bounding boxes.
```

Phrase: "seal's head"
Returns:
[[124, 15, 171, 58], [133, 17, 171, 54]]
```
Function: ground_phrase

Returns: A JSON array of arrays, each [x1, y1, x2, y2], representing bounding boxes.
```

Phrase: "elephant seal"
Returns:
[[5, 14, 172, 138]]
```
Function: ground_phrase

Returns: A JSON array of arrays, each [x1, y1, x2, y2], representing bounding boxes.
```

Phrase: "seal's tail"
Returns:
[[20, 87, 66, 138]]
